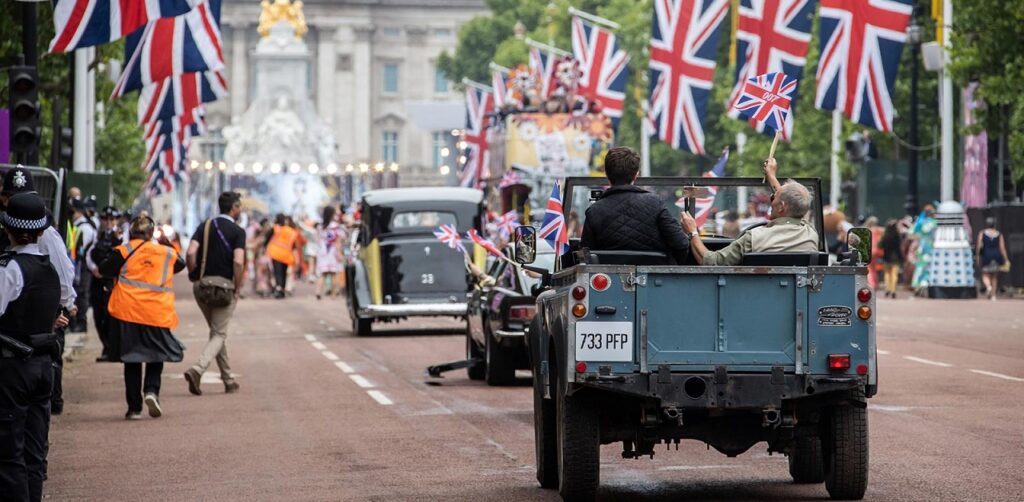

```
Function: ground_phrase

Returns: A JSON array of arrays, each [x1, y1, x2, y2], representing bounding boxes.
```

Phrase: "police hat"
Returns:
[[1, 166, 37, 196], [100, 206, 121, 218], [85, 195, 98, 209], [70, 198, 87, 212], [1, 193, 49, 231]]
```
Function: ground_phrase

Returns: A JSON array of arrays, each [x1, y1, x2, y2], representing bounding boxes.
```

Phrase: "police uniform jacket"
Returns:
[[0, 244, 61, 345]]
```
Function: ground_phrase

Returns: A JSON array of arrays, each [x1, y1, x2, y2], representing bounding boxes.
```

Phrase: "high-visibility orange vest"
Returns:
[[108, 239, 179, 329], [267, 224, 298, 266]]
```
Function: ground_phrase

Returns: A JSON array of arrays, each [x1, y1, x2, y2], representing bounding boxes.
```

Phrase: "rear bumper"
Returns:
[[571, 371, 866, 409], [359, 302, 468, 318]]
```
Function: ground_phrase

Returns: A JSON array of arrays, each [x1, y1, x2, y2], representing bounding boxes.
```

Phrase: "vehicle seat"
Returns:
[[585, 250, 670, 266], [741, 252, 829, 266]]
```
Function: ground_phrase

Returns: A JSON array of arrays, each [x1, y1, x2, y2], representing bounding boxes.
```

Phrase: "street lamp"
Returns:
[[905, 11, 922, 216], [252, 162, 264, 174], [439, 165, 450, 175]]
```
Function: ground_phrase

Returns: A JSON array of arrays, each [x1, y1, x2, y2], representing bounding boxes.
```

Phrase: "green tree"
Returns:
[[949, 0, 1024, 183]]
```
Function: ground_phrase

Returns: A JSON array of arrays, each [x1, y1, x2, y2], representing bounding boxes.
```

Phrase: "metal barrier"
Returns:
[[0, 164, 65, 218]]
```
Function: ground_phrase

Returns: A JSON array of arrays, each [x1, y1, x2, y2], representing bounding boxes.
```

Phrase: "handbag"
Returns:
[[196, 219, 235, 308]]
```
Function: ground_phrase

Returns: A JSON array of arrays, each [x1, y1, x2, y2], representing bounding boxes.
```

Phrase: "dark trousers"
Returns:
[[123, 363, 163, 413], [272, 260, 288, 294], [50, 330, 64, 415], [90, 279, 112, 356], [0, 356, 53, 502], [72, 267, 91, 332]]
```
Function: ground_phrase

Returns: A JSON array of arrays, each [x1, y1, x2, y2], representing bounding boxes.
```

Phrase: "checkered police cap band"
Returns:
[[1, 213, 48, 230]]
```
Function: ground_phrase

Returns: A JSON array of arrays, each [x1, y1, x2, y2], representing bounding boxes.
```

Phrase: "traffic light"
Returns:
[[8, 66, 40, 157], [59, 127, 73, 166]]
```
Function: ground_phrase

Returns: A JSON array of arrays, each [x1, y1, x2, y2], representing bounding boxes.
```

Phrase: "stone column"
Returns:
[[316, 26, 337, 124], [353, 24, 374, 162], [230, 23, 249, 117]]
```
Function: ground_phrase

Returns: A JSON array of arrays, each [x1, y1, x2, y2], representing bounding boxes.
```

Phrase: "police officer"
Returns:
[[69, 198, 96, 334], [88, 207, 122, 362], [0, 193, 66, 502], [1, 167, 77, 417]]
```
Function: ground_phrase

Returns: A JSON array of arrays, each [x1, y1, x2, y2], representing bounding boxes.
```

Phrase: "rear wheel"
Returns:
[[466, 321, 485, 381], [533, 347, 558, 487], [352, 316, 372, 337], [788, 436, 825, 483], [485, 329, 515, 386], [556, 367, 599, 501], [824, 398, 869, 500]]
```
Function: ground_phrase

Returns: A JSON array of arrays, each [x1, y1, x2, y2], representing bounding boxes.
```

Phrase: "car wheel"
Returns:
[[788, 436, 825, 483], [352, 315, 372, 337], [556, 363, 599, 501], [466, 319, 485, 381], [533, 321, 558, 488], [485, 328, 515, 386], [824, 394, 869, 500]]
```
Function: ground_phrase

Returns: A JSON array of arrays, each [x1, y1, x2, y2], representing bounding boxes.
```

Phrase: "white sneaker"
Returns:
[[144, 393, 163, 418]]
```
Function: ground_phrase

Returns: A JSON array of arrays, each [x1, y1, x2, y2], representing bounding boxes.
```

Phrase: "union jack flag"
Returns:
[[48, 0, 202, 53], [137, 70, 228, 126], [143, 107, 205, 141], [144, 134, 189, 197], [814, 0, 912, 132], [529, 48, 561, 98], [675, 147, 729, 228], [648, 0, 730, 154], [143, 125, 198, 173], [458, 85, 493, 189], [433, 224, 465, 253], [571, 15, 630, 127], [726, 0, 814, 140], [491, 67, 509, 109], [539, 182, 569, 256], [498, 169, 523, 189], [112, 0, 225, 99], [495, 210, 520, 239], [467, 229, 504, 258], [732, 72, 798, 134]]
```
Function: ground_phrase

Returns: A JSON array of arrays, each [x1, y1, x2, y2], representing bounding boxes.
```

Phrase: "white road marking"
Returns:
[[322, 351, 339, 361], [903, 355, 953, 367], [970, 369, 1024, 382], [304, 334, 317, 342], [868, 404, 912, 412], [349, 374, 374, 388], [877, 349, 890, 355], [311, 341, 327, 350], [334, 361, 354, 373], [366, 390, 393, 406]]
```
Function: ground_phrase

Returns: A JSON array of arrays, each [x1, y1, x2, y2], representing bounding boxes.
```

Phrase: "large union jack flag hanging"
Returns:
[[137, 70, 228, 126], [675, 147, 729, 228], [732, 72, 798, 133], [144, 135, 189, 197], [648, 0, 730, 155], [458, 85, 493, 189], [727, 0, 815, 140], [814, 0, 912, 132], [571, 14, 630, 129], [112, 0, 225, 99], [48, 0, 203, 53], [539, 182, 569, 256], [491, 67, 509, 109]]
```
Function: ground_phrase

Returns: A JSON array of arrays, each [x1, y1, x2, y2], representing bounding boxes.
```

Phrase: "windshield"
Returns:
[[390, 211, 457, 230], [564, 176, 824, 245]]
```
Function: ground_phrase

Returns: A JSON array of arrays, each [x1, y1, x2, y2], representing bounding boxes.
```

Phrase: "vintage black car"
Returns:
[[466, 239, 556, 385], [346, 187, 485, 336]]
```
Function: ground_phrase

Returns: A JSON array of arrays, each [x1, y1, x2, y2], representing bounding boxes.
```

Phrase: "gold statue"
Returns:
[[258, 0, 308, 39]]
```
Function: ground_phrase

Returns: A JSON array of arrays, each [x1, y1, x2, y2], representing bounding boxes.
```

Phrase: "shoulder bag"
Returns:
[[196, 219, 235, 308]]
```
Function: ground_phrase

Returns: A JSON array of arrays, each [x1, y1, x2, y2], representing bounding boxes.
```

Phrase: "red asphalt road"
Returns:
[[46, 285, 1024, 501]]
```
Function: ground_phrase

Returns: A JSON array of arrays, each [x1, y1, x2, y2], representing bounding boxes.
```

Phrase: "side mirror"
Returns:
[[847, 227, 872, 265], [512, 225, 537, 265]]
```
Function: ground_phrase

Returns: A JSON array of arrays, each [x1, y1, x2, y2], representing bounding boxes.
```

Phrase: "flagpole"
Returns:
[[830, 110, 842, 208], [640, 99, 651, 177], [524, 37, 571, 58], [567, 7, 621, 30], [461, 77, 493, 93], [488, 62, 510, 74]]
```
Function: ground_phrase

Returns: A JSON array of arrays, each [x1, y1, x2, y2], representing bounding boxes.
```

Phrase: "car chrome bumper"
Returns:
[[494, 329, 525, 339], [358, 303, 468, 317]]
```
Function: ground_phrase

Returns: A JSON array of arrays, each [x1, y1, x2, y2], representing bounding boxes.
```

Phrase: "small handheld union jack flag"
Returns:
[[433, 224, 465, 253], [495, 210, 519, 239], [539, 182, 570, 256], [467, 229, 504, 259], [732, 72, 798, 135]]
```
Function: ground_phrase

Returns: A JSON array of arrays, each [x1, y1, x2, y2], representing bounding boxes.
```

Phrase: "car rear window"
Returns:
[[391, 211, 457, 230]]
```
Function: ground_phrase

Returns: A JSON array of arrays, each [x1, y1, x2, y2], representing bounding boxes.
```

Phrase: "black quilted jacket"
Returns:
[[579, 185, 690, 264]]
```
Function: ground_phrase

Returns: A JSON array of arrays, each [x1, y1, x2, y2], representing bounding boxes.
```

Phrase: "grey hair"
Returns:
[[777, 180, 811, 218]]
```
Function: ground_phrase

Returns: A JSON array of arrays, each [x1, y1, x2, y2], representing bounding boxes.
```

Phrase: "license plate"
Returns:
[[574, 322, 633, 362]]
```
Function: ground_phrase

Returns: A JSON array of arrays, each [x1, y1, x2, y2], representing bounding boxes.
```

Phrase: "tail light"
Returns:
[[575, 361, 588, 373], [828, 354, 851, 371], [572, 304, 587, 318], [857, 306, 872, 320], [857, 288, 872, 303], [509, 305, 535, 321], [856, 364, 868, 376], [572, 286, 587, 300], [591, 273, 610, 292]]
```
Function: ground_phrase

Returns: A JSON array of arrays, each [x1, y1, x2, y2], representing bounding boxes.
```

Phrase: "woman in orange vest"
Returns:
[[99, 216, 186, 420], [264, 214, 298, 299]]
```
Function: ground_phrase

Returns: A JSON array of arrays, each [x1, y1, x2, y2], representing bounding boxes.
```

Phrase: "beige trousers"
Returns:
[[192, 283, 237, 383]]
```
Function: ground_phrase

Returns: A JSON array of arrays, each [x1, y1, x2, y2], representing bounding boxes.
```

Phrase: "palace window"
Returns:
[[432, 131, 447, 168], [434, 68, 449, 93], [383, 63, 399, 94], [382, 131, 399, 163]]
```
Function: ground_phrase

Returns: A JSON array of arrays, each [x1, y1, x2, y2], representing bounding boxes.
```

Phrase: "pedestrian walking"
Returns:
[[99, 216, 186, 420], [88, 207, 124, 361], [976, 217, 1010, 301], [0, 193, 68, 502], [183, 192, 246, 396], [265, 214, 299, 299], [316, 205, 345, 299], [878, 220, 904, 298], [69, 198, 96, 333]]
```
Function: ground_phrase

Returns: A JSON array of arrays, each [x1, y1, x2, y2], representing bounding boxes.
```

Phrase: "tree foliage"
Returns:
[[1, 2, 146, 208], [949, 0, 1024, 183]]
